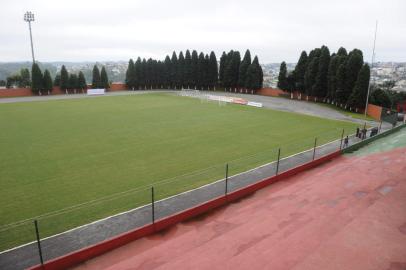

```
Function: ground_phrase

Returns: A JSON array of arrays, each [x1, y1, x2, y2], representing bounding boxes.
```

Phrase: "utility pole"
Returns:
[[364, 20, 378, 117], [24, 11, 36, 63]]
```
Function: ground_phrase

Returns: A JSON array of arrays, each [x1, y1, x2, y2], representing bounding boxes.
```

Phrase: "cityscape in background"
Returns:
[[1, 61, 405, 92]]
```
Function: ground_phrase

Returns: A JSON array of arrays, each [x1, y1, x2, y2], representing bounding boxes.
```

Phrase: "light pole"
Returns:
[[24, 11, 36, 63], [364, 20, 378, 117]]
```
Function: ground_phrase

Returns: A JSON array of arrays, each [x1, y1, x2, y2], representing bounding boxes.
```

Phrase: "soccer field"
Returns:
[[0, 93, 358, 250]]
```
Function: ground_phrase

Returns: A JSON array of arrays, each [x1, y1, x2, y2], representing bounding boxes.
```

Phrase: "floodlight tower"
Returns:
[[24, 11, 36, 63]]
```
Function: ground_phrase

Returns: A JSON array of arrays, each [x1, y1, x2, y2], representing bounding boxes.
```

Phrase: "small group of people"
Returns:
[[356, 127, 368, 140]]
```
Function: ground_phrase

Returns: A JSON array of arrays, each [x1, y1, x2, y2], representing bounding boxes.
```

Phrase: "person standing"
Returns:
[[344, 136, 349, 148]]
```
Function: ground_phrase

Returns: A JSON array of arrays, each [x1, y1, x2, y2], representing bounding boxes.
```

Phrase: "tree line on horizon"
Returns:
[[125, 49, 263, 92], [277, 46, 370, 109]]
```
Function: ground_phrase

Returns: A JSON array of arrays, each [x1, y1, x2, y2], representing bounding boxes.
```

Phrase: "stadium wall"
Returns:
[[28, 150, 342, 270], [0, 84, 128, 98]]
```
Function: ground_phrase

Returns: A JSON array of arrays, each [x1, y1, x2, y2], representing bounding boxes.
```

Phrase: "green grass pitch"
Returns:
[[0, 93, 358, 250]]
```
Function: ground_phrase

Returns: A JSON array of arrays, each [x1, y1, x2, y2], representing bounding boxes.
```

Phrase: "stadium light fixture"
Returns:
[[24, 11, 36, 63]]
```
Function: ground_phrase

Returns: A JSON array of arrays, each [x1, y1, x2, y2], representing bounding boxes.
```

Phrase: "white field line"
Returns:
[[0, 135, 345, 255]]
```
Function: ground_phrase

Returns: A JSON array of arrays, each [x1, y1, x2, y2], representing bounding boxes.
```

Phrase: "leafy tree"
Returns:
[[140, 58, 147, 89], [60, 65, 69, 92], [208, 51, 218, 89], [6, 74, 22, 88], [293, 51, 308, 93], [369, 88, 391, 108], [91, 65, 101, 88], [277, 61, 288, 90], [286, 71, 296, 92], [43, 69, 53, 94], [0, 80, 5, 87], [68, 73, 78, 92], [313, 45, 330, 98], [31, 63, 43, 95], [347, 64, 370, 109], [100, 66, 109, 89], [238, 49, 251, 88], [20, 68, 31, 87], [78, 71, 87, 91]]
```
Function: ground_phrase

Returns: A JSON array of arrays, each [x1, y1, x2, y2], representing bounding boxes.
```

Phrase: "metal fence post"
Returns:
[[312, 137, 317, 160], [34, 220, 44, 267], [340, 129, 345, 150], [379, 121, 382, 132], [225, 163, 229, 195], [151, 187, 155, 224], [276, 148, 281, 175]]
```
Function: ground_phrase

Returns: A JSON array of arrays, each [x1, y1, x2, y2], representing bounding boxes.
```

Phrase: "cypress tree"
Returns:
[[304, 57, 319, 96], [277, 61, 288, 90], [184, 50, 192, 88], [54, 73, 61, 86], [345, 49, 364, 98], [91, 65, 101, 88], [68, 73, 78, 92], [293, 51, 308, 93], [204, 54, 210, 89], [197, 52, 205, 89], [140, 59, 147, 89], [219, 52, 227, 87], [224, 51, 240, 90], [100, 66, 108, 89], [327, 55, 339, 100], [60, 65, 69, 92], [191, 50, 199, 89], [177, 51, 185, 88], [31, 63, 43, 95], [238, 49, 251, 89], [78, 71, 87, 91], [164, 55, 172, 88], [335, 62, 347, 104], [170, 52, 178, 89], [135, 57, 142, 89], [43, 69, 53, 94], [347, 64, 370, 109], [313, 45, 330, 98], [125, 59, 135, 90], [245, 56, 262, 91], [208, 51, 218, 89]]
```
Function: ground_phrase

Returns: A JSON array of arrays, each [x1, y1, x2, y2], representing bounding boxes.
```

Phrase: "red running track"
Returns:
[[73, 147, 406, 270]]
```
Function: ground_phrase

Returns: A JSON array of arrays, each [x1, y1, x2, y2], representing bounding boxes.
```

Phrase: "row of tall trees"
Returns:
[[125, 49, 263, 91], [31, 63, 53, 95], [91, 65, 109, 89], [126, 50, 218, 90], [54, 65, 87, 93], [219, 50, 263, 91], [278, 46, 370, 109]]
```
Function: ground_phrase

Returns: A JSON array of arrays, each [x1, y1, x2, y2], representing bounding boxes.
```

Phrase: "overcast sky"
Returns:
[[1, 0, 405, 63]]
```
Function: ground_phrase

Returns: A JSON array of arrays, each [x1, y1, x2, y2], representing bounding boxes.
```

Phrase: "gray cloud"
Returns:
[[0, 0, 405, 63]]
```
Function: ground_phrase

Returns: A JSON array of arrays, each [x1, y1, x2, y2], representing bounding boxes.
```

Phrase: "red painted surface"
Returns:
[[72, 146, 406, 270], [256, 88, 286, 97], [28, 151, 341, 270], [367, 104, 383, 121]]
